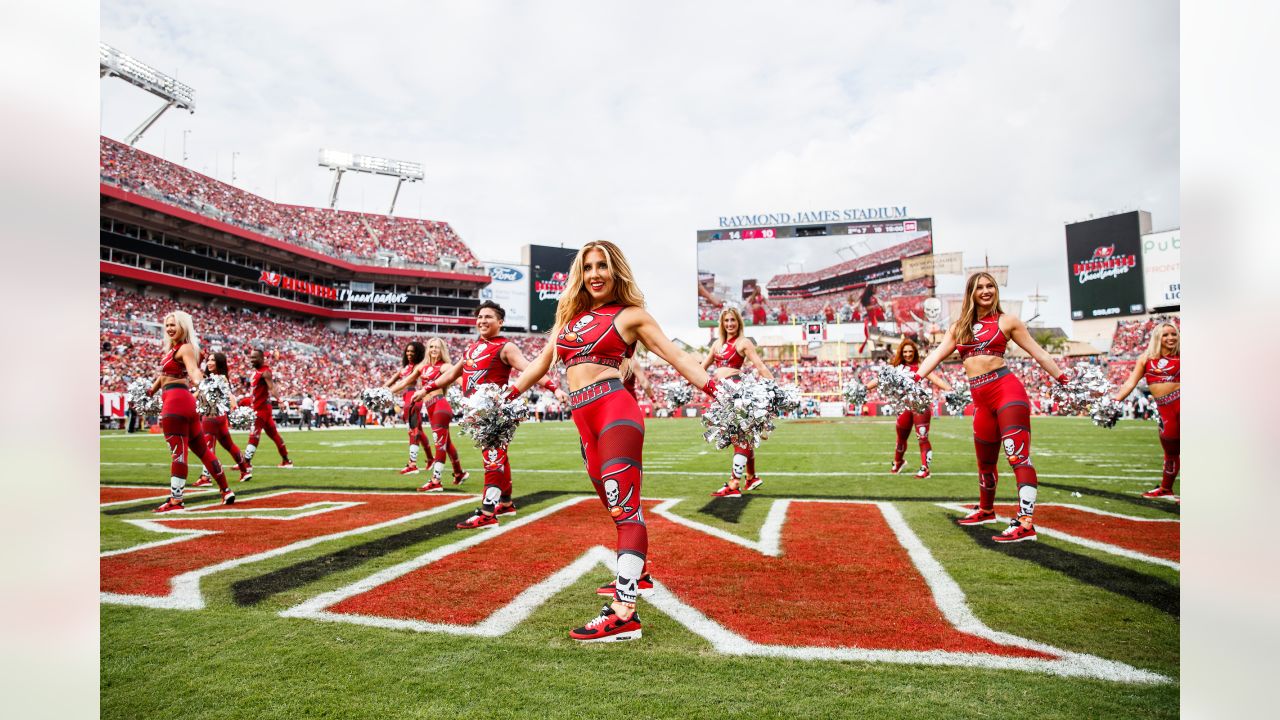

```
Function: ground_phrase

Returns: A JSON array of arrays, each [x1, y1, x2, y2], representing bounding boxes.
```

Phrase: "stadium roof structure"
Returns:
[[99, 42, 195, 146], [318, 149, 424, 215]]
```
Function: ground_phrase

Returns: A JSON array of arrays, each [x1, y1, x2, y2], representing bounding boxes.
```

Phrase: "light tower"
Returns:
[[99, 42, 195, 146], [317, 149, 423, 215]]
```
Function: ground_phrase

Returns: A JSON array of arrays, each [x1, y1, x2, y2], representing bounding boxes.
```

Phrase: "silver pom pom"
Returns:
[[842, 379, 867, 408], [360, 387, 396, 414], [1089, 396, 1123, 429], [768, 381, 801, 416], [874, 365, 933, 414], [943, 383, 972, 415], [1049, 364, 1111, 415], [458, 383, 530, 450], [126, 377, 161, 415], [446, 384, 464, 408], [197, 375, 232, 416], [662, 382, 694, 408], [701, 375, 783, 451], [229, 405, 257, 430]]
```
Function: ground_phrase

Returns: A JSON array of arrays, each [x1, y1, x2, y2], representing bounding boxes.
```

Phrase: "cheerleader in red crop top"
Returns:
[[508, 241, 723, 642], [196, 352, 251, 485], [245, 348, 292, 468], [422, 301, 563, 527], [1113, 321, 1181, 499], [865, 338, 954, 479], [914, 272, 1072, 543], [149, 311, 235, 512], [393, 338, 469, 491], [702, 306, 776, 497], [383, 341, 431, 477]]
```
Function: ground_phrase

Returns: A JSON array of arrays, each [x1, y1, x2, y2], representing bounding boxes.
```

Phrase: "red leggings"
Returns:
[[894, 409, 933, 467], [161, 386, 227, 496], [1156, 390, 1180, 491], [969, 368, 1037, 519], [426, 396, 463, 473], [571, 379, 647, 603], [201, 415, 247, 472], [248, 410, 289, 461]]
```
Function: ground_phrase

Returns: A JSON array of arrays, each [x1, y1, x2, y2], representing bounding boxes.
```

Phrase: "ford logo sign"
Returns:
[[489, 266, 523, 281]]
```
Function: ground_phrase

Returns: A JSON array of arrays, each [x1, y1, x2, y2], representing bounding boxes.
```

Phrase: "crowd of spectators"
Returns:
[[100, 136, 481, 269], [697, 277, 934, 325], [1108, 316, 1180, 358], [765, 236, 934, 290]]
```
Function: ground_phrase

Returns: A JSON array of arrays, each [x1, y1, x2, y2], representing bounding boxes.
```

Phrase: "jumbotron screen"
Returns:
[[1064, 211, 1149, 320], [696, 219, 934, 328]]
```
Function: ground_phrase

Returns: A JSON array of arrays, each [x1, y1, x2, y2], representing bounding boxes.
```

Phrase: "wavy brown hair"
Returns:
[[553, 240, 645, 332], [951, 271, 1003, 345], [889, 338, 921, 366]]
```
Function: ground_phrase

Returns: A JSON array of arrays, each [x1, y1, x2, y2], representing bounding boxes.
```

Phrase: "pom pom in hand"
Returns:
[[196, 375, 232, 416], [874, 365, 933, 414], [446, 385, 464, 408], [1089, 396, 1123, 429], [842, 379, 867, 408], [126, 377, 161, 415], [943, 383, 972, 415], [458, 383, 530, 450], [360, 387, 395, 414], [228, 405, 257, 430], [1049, 364, 1110, 415], [768, 381, 801, 416], [661, 382, 694, 408], [701, 375, 782, 450]]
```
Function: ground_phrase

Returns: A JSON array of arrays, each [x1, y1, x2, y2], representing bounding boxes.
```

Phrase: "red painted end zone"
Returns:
[[330, 500, 1050, 658], [997, 505, 1179, 562], [102, 492, 461, 597], [101, 486, 190, 505]]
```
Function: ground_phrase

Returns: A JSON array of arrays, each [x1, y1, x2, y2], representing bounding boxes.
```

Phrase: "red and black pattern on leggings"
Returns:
[[894, 408, 934, 467], [1155, 390, 1180, 492], [161, 386, 228, 496], [427, 395, 464, 474], [970, 370, 1037, 518], [574, 381, 647, 603], [201, 415, 248, 473]]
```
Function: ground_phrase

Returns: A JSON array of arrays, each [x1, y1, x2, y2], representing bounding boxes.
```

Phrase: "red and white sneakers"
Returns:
[[154, 498, 184, 513], [494, 502, 518, 517], [1141, 487, 1176, 500], [239, 466, 253, 482], [452, 471, 470, 486], [417, 480, 444, 493], [711, 483, 742, 498], [221, 488, 236, 505], [993, 519, 1037, 543], [399, 463, 420, 476], [569, 605, 642, 642], [192, 474, 213, 488], [456, 510, 498, 530], [744, 476, 764, 491], [914, 466, 931, 479], [890, 458, 907, 474], [596, 574, 655, 598], [957, 508, 997, 526]]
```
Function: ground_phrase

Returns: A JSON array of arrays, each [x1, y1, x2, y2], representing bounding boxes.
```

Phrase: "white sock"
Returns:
[[614, 553, 646, 604], [1018, 484, 1038, 519], [170, 475, 186, 501], [432, 461, 444, 482], [244, 444, 257, 461], [409, 445, 419, 464], [731, 454, 748, 480]]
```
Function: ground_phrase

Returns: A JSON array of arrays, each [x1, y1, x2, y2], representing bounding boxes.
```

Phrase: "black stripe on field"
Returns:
[[696, 495, 756, 523], [955, 523, 1180, 617], [1037, 481, 1181, 516], [231, 490, 570, 607]]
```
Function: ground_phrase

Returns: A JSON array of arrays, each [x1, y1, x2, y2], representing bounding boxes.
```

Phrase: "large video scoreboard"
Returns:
[[1064, 211, 1151, 320]]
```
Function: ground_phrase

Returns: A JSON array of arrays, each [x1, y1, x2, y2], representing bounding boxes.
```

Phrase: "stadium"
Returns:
[[93, 6, 1184, 720]]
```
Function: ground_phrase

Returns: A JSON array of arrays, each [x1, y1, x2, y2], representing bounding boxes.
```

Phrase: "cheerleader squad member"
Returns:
[[245, 348, 292, 468], [384, 341, 431, 477], [149, 311, 235, 512], [705, 306, 776, 497], [395, 337, 469, 492], [510, 240, 723, 642], [419, 301, 564, 527], [196, 352, 252, 486], [1112, 322, 1180, 499], [914, 272, 1071, 543], [865, 338, 953, 479]]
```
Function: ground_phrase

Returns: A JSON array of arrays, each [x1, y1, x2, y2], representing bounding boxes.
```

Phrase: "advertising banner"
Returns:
[[480, 262, 531, 330], [1142, 229, 1180, 310], [964, 265, 1009, 287], [1065, 211, 1148, 320], [900, 255, 934, 281], [525, 244, 579, 333]]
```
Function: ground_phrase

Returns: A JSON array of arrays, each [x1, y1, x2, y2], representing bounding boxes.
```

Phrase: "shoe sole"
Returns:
[[421, 487, 444, 493], [571, 629, 641, 643], [240, 476, 252, 482], [745, 481, 763, 491], [957, 517, 997, 526], [993, 535, 1037, 543]]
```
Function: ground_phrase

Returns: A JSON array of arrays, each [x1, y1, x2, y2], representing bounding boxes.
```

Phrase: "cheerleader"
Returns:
[[510, 240, 722, 642], [1112, 322, 1180, 499], [396, 337, 470, 491], [914, 272, 1071, 542], [384, 341, 430, 476], [196, 352, 251, 486], [149, 312, 235, 512], [865, 338, 953, 478], [704, 306, 775, 497]]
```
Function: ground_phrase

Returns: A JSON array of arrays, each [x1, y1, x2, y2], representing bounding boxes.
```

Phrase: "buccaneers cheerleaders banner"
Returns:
[[1064, 210, 1149, 320]]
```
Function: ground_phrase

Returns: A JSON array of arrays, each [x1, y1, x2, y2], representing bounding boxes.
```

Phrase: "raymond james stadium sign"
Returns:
[[717, 206, 909, 228]]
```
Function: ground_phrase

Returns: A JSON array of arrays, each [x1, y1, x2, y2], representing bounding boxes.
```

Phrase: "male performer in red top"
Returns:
[[245, 348, 293, 468]]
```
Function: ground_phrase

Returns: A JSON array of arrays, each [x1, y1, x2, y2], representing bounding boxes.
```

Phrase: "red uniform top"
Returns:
[[555, 304, 635, 369], [420, 362, 446, 396], [461, 336, 511, 395], [902, 362, 920, 374], [714, 339, 746, 370], [1143, 354, 1180, 384], [159, 342, 187, 379], [956, 313, 1007, 360], [250, 364, 273, 412]]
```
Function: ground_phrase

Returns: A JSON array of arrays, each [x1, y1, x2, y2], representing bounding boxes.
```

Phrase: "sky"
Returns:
[[99, 0, 1178, 342]]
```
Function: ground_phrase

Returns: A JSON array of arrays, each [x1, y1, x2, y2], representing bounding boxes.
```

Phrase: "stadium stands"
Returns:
[[766, 235, 933, 290], [100, 136, 481, 269]]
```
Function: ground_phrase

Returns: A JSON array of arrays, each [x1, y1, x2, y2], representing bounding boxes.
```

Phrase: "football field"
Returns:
[[100, 416, 1179, 719]]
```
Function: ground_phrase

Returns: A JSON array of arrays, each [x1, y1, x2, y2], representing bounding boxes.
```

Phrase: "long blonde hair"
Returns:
[[552, 240, 645, 331], [1146, 322, 1179, 358], [425, 337, 452, 365], [718, 306, 744, 344], [162, 310, 200, 356], [951, 272, 1003, 345]]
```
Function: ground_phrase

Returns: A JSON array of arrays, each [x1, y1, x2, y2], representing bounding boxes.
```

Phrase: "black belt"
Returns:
[[968, 366, 1011, 388], [1155, 388, 1180, 406], [162, 383, 189, 392], [568, 378, 625, 410]]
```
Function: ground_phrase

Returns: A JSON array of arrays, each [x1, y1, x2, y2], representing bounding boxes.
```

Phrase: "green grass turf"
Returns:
[[100, 416, 1178, 719]]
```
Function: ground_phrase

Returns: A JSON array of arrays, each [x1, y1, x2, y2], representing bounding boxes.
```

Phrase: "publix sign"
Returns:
[[481, 262, 531, 329]]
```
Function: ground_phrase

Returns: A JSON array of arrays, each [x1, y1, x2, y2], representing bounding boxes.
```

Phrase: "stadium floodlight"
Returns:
[[99, 42, 195, 146], [318, 149, 424, 214]]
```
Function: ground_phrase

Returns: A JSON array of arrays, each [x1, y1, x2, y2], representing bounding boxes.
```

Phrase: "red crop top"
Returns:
[[556, 304, 635, 369], [714, 339, 745, 370], [1143, 355, 1180, 384], [956, 313, 1008, 360], [159, 342, 188, 379], [460, 336, 512, 395]]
